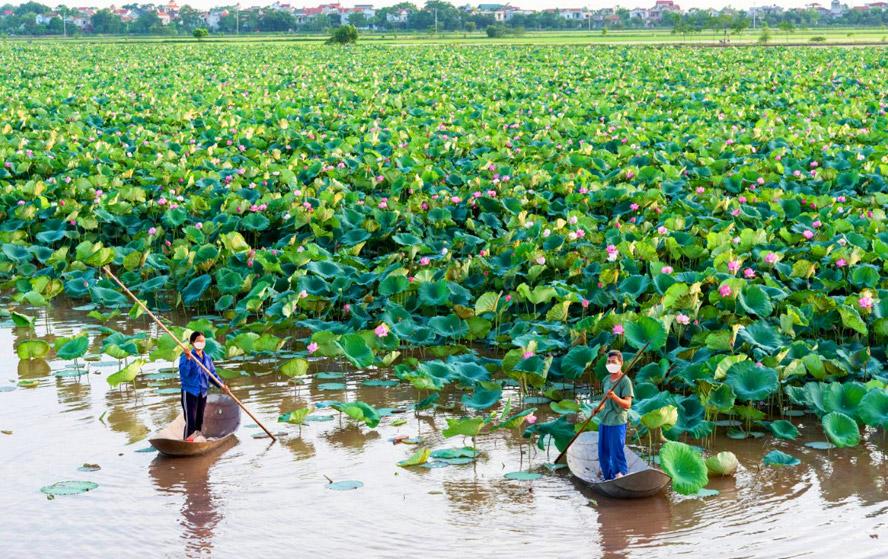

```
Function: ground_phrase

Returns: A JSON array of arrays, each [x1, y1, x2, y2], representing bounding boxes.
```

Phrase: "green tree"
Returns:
[[192, 27, 208, 39], [90, 9, 124, 34], [347, 12, 368, 29], [486, 24, 505, 38], [327, 24, 358, 44], [133, 11, 161, 34], [177, 6, 206, 32], [258, 9, 294, 32]]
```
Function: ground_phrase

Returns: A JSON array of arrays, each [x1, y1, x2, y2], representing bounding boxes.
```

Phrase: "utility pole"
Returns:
[[434, 8, 438, 35], [236, 3, 240, 35], [752, 9, 756, 29]]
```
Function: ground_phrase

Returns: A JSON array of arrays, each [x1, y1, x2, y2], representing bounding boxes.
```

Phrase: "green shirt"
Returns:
[[599, 374, 634, 426]]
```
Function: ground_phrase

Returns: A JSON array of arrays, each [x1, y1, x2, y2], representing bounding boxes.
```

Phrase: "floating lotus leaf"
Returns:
[[821, 411, 860, 448], [763, 450, 800, 466], [327, 480, 363, 491], [430, 447, 478, 459], [504, 471, 542, 481], [659, 441, 708, 495], [705, 451, 738, 476], [41, 480, 99, 496], [804, 441, 836, 450]]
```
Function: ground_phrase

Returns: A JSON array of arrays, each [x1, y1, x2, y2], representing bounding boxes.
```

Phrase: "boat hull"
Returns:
[[566, 431, 671, 499], [149, 394, 241, 457]]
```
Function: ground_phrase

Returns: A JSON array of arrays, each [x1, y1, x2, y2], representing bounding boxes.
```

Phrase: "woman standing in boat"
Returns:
[[598, 350, 634, 480], [179, 331, 227, 442]]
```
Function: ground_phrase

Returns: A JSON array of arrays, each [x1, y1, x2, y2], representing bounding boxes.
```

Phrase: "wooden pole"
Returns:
[[555, 342, 649, 465], [102, 266, 276, 442]]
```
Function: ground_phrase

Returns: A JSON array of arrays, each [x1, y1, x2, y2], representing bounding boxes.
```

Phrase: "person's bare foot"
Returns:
[[614, 472, 624, 479]]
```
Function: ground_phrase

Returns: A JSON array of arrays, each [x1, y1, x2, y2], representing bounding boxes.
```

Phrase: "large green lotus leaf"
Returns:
[[738, 284, 773, 317], [330, 401, 380, 428], [55, 335, 90, 360], [494, 407, 537, 430], [10, 311, 35, 328], [335, 334, 375, 369], [821, 411, 860, 448], [253, 333, 284, 353], [522, 415, 575, 451], [705, 451, 738, 476], [428, 314, 468, 338], [378, 275, 410, 297], [504, 471, 542, 481], [725, 362, 778, 401], [430, 447, 478, 459], [418, 280, 450, 306], [560, 345, 598, 379], [181, 274, 212, 305], [549, 399, 580, 415], [641, 405, 678, 430], [461, 384, 502, 410], [838, 305, 867, 336], [90, 286, 131, 308], [738, 321, 784, 352], [452, 361, 491, 384], [442, 417, 484, 438], [16, 339, 50, 360], [763, 450, 800, 466], [398, 447, 431, 467], [822, 381, 868, 418], [659, 441, 708, 495], [706, 383, 736, 413], [280, 358, 309, 378], [278, 407, 312, 425], [107, 359, 146, 387], [768, 419, 799, 440], [474, 291, 501, 315], [858, 389, 888, 428], [624, 317, 667, 351]]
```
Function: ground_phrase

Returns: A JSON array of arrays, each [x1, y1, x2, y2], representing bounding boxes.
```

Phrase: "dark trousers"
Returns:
[[181, 390, 207, 439]]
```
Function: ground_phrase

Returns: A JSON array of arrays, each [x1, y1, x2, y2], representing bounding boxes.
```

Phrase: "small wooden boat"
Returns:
[[566, 431, 671, 499], [149, 394, 241, 457]]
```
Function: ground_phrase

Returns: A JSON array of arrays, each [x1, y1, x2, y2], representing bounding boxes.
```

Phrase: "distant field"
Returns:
[[6, 27, 888, 46]]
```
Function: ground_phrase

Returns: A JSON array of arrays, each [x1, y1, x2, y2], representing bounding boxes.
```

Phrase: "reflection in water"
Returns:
[[283, 436, 316, 460], [18, 358, 50, 379], [149, 440, 235, 558], [590, 488, 673, 559], [323, 424, 381, 451]]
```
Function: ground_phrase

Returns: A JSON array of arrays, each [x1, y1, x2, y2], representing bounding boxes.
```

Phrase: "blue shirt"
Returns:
[[178, 350, 222, 396]]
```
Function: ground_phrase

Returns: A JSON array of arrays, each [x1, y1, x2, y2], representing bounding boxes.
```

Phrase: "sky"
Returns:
[[7, 0, 861, 12]]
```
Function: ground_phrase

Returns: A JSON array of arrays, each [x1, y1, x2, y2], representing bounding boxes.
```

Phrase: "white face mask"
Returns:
[[606, 362, 621, 374], [193, 341, 206, 351]]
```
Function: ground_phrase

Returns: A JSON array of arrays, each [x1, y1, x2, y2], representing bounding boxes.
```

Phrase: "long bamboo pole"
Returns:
[[102, 266, 276, 442], [555, 342, 649, 465]]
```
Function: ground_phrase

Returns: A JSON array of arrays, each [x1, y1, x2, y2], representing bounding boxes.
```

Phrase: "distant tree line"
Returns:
[[0, 1, 886, 36]]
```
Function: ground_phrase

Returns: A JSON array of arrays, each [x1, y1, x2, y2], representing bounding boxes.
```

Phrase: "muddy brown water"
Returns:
[[1, 301, 885, 558]]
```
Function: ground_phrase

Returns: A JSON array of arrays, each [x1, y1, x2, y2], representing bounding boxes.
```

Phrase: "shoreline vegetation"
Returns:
[[3, 27, 888, 46]]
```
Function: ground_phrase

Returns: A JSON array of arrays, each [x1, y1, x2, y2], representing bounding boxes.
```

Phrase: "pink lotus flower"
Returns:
[[661, 265, 673, 274], [675, 313, 690, 325], [307, 342, 319, 354], [719, 284, 733, 297], [625, 170, 635, 180], [802, 230, 814, 240], [343, 304, 351, 314], [728, 260, 740, 273], [504, 295, 512, 302], [299, 290, 308, 299], [731, 209, 741, 217], [195, 222, 203, 230], [522, 351, 534, 359], [812, 220, 822, 228], [765, 252, 778, 264], [744, 268, 756, 279], [525, 414, 537, 425], [630, 203, 640, 211], [757, 177, 765, 185], [479, 249, 488, 257], [738, 196, 747, 203], [148, 227, 157, 235], [374, 323, 389, 338], [835, 258, 847, 268], [657, 226, 668, 235], [157, 197, 167, 206], [420, 257, 430, 266], [836, 195, 846, 203], [612, 324, 624, 335], [581, 298, 589, 309], [858, 296, 874, 310], [536, 256, 546, 265], [810, 161, 819, 168]]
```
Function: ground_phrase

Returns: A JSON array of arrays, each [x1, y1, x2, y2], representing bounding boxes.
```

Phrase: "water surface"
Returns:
[[1, 302, 885, 558]]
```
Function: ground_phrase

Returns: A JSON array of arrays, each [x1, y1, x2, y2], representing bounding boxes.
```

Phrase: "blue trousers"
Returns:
[[598, 424, 628, 481]]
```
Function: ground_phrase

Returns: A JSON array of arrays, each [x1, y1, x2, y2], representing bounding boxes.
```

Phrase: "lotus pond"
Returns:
[[1, 43, 887, 555]]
